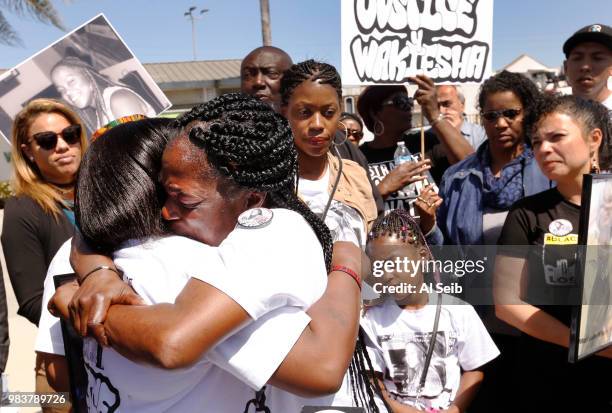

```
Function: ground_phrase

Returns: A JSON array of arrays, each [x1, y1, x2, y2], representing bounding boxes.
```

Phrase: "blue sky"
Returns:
[[1, 0, 611, 71]]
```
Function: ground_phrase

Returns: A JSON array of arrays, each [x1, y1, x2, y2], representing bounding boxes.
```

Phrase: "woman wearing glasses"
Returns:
[[435, 71, 552, 412], [338, 112, 364, 146], [437, 71, 552, 248], [1, 98, 87, 411], [356, 85, 442, 241]]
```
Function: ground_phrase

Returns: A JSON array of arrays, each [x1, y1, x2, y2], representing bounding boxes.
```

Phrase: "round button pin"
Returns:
[[237, 207, 274, 229]]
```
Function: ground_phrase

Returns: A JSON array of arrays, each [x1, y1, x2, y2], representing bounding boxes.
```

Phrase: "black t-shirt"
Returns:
[[360, 130, 449, 184], [497, 188, 612, 410], [498, 188, 580, 324], [1, 196, 73, 325], [360, 130, 448, 213]]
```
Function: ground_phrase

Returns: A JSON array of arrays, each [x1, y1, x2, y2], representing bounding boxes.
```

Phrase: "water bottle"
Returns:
[[393, 141, 413, 167]]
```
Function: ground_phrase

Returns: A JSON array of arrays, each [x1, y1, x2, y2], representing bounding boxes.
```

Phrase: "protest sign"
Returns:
[[341, 0, 494, 85], [0, 14, 171, 147]]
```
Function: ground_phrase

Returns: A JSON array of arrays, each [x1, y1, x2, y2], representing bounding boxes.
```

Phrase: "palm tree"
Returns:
[[0, 0, 64, 46]]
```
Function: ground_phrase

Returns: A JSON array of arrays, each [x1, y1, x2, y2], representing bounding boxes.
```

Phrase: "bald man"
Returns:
[[436, 84, 487, 150], [410, 75, 485, 165], [240, 46, 292, 111]]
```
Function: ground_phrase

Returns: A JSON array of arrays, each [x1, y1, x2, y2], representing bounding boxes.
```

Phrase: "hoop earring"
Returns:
[[590, 158, 601, 174], [335, 121, 348, 146], [374, 120, 385, 136]]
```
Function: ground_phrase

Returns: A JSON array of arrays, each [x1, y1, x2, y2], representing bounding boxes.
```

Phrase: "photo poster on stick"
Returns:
[[341, 0, 494, 86], [569, 173, 612, 362], [0, 13, 171, 145]]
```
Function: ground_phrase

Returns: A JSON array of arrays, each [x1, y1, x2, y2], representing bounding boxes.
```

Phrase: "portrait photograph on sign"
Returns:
[[570, 174, 612, 362], [0, 14, 171, 143], [341, 0, 494, 85]]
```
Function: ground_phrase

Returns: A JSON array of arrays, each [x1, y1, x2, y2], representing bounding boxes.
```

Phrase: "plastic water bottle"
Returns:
[[393, 141, 412, 168]]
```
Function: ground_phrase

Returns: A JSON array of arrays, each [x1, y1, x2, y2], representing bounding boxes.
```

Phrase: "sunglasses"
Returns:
[[29, 124, 82, 150], [341, 129, 364, 140], [481, 108, 522, 122], [382, 95, 413, 112]]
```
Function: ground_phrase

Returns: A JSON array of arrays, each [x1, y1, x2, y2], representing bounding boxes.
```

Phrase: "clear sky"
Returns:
[[1, 0, 611, 71]]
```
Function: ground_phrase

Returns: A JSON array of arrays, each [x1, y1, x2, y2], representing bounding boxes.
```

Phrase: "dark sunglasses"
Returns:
[[29, 124, 81, 150], [481, 108, 522, 122], [341, 129, 364, 139], [382, 95, 413, 112]]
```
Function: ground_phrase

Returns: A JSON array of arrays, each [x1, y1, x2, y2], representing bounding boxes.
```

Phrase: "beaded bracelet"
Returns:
[[79, 265, 121, 285], [330, 265, 362, 290]]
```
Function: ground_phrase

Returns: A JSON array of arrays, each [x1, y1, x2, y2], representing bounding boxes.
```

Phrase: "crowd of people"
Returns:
[[0, 21, 611, 413]]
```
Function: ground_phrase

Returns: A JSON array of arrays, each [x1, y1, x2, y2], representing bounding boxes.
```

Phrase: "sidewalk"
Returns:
[[0, 209, 40, 413]]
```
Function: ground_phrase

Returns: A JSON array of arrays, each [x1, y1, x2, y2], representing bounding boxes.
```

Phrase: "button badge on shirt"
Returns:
[[237, 207, 274, 229], [548, 219, 573, 237]]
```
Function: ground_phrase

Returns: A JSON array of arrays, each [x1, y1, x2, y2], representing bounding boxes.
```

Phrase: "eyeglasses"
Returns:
[[28, 124, 82, 150], [481, 108, 522, 122], [341, 129, 364, 140], [382, 95, 413, 112]]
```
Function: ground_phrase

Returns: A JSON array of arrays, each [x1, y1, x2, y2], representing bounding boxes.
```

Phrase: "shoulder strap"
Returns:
[[417, 293, 443, 393]]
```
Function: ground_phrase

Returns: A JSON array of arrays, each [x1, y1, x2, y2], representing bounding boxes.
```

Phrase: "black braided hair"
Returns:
[[280, 60, 392, 412], [280, 59, 342, 106], [363, 209, 443, 412], [525, 94, 612, 172], [174, 92, 333, 270]]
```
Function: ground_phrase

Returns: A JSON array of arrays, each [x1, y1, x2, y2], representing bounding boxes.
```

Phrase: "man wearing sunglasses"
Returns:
[[562, 24, 612, 110], [410, 75, 486, 165]]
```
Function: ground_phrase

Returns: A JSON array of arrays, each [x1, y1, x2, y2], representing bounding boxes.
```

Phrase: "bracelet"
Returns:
[[330, 265, 362, 290], [79, 265, 121, 285]]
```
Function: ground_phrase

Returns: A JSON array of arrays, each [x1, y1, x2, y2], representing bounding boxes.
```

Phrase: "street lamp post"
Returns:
[[184, 6, 209, 60]]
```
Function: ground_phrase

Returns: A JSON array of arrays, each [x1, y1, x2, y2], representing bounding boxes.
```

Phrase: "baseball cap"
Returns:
[[563, 23, 612, 57]]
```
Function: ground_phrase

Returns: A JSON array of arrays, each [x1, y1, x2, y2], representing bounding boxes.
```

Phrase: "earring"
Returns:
[[374, 120, 385, 136], [29, 156, 34, 162], [590, 158, 601, 174]]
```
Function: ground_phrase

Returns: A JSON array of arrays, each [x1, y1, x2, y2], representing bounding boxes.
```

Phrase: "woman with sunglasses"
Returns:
[[1, 98, 87, 412], [356, 85, 442, 241], [435, 71, 551, 412], [338, 112, 365, 146], [437, 71, 552, 249]]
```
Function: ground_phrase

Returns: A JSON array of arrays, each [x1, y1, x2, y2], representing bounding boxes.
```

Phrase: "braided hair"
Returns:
[[280, 59, 342, 106], [280, 60, 390, 412], [526, 94, 612, 172], [174, 92, 333, 270]]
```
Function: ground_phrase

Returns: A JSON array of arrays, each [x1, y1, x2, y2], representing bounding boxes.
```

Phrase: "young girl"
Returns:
[[495, 95, 612, 411], [362, 209, 499, 413], [280, 60, 377, 247]]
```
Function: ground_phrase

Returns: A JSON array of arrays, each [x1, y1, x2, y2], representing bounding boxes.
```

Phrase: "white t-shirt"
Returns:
[[360, 295, 499, 411], [35, 208, 345, 412], [299, 165, 367, 248]]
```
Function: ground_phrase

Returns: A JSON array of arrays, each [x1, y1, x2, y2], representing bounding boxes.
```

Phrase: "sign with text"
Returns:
[[341, 0, 494, 84]]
